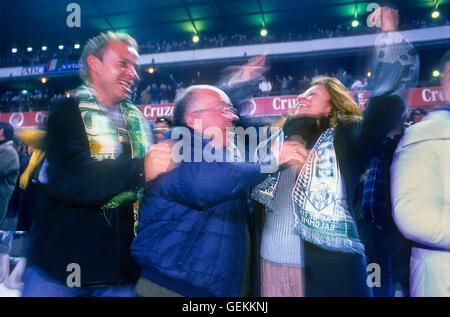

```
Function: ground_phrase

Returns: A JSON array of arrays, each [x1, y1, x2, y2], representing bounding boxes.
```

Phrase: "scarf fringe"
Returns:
[[293, 128, 364, 254], [250, 173, 280, 212], [295, 222, 365, 255]]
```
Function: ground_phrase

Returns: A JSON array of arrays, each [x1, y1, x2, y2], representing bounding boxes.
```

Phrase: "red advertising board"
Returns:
[[1, 87, 445, 128], [0, 111, 49, 128]]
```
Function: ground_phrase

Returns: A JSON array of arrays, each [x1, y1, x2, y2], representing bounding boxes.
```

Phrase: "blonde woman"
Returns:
[[253, 76, 406, 296]]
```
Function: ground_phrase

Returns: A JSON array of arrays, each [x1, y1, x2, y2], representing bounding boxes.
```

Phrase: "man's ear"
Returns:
[[86, 55, 101, 77], [184, 113, 194, 129]]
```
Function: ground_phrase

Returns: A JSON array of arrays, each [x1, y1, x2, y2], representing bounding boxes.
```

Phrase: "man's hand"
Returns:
[[240, 54, 268, 81], [369, 6, 398, 32], [278, 140, 309, 170], [218, 54, 268, 89], [368, 6, 399, 32], [144, 142, 176, 182], [380, 6, 399, 32]]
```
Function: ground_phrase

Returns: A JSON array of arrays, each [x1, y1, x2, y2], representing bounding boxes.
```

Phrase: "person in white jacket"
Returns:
[[391, 51, 450, 297]]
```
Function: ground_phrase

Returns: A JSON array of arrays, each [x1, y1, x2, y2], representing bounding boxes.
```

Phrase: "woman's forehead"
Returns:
[[301, 84, 327, 96]]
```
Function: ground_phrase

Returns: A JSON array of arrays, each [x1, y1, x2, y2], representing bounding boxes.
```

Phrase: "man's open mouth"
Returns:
[[117, 80, 132, 93]]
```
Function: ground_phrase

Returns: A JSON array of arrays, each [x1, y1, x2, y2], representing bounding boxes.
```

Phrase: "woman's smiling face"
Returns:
[[295, 84, 332, 117]]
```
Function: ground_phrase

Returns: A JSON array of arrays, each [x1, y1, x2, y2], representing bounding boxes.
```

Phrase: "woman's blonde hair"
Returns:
[[310, 76, 362, 126]]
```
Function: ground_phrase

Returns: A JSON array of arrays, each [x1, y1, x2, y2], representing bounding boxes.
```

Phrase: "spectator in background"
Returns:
[[358, 99, 411, 297], [139, 85, 151, 104], [160, 83, 171, 104], [258, 76, 272, 97], [6, 141, 29, 222], [276, 75, 290, 95], [408, 108, 427, 125], [362, 77, 370, 91], [287, 75, 297, 93], [175, 81, 185, 95], [150, 83, 161, 104], [337, 70, 352, 88], [166, 85, 175, 102], [390, 50, 450, 297], [350, 77, 365, 91], [0, 121, 19, 228], [167, 74, 179, 102], [298, 75, 310, 92], [153, 116, 173, 144]]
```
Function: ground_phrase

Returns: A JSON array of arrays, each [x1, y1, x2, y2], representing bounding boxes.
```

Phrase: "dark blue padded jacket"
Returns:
[[131, 127, 265, 296]]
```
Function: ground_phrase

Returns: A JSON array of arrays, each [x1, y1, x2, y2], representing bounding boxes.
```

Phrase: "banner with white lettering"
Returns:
[[0, 87, 445, 128]]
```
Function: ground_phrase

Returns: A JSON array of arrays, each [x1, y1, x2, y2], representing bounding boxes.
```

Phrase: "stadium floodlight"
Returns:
[[260, 28, 268, 37], [352, 20, 359, 27], [11, 48, 18, 54], [42, 46, 47, 51], [58, 45, 64, 50], [74, 43, 80, 49], [27, 47, 33, 52], [147, 67, 155, 74], [192, 35, 200, 43], [432, 70, 440, 77], [431, 10, 440, 19], [41, 77, 47, 84], [367, 71, 372, 78]]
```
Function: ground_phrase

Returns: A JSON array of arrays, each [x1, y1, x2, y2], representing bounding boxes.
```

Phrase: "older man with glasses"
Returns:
[[131, 56, 306, 297]]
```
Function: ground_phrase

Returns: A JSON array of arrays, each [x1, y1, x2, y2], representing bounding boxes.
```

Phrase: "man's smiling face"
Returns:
[[89, 40, 139, 105]]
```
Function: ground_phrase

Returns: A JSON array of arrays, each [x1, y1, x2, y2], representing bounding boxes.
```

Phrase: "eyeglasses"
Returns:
[[191, 105, 238, 116], [153, 127, 169, 134]]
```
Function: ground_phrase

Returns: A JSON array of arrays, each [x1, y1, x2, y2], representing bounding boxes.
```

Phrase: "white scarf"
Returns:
[[292, 128, 365, 254]]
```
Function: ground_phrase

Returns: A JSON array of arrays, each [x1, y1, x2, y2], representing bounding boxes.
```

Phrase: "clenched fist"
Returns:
[[144, 142, 176, 182], [278, 140, 309, 170]]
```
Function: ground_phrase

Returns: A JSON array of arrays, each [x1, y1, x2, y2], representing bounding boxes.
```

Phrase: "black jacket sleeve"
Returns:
[[42, 97, 146, 208], [335, 94, 406, 213]]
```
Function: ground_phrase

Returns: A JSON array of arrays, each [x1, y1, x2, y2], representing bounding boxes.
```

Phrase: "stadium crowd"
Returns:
[[1, 68, 372, 113], [0, 4, 449, 299], [0, 13, 448, 68]]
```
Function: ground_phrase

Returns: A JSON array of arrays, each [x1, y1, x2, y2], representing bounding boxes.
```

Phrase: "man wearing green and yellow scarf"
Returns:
[[22, 32, 174, 297]]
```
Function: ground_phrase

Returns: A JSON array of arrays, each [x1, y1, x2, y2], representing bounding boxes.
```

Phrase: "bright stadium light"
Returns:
[[74, 43, 80, 49], [27, 47, 33, 52], [352, 19, 359, 27], [41, 77, 48, 84], [58, 45, 64, 50], [147, 67, 155, 74], [192, 34, 200, 43], [260, 28, 268, 37], [11, 48, 17, 54], [431, 10, 440, 19], [433, 70, 440, 77], [42, 46, 47, 51]]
